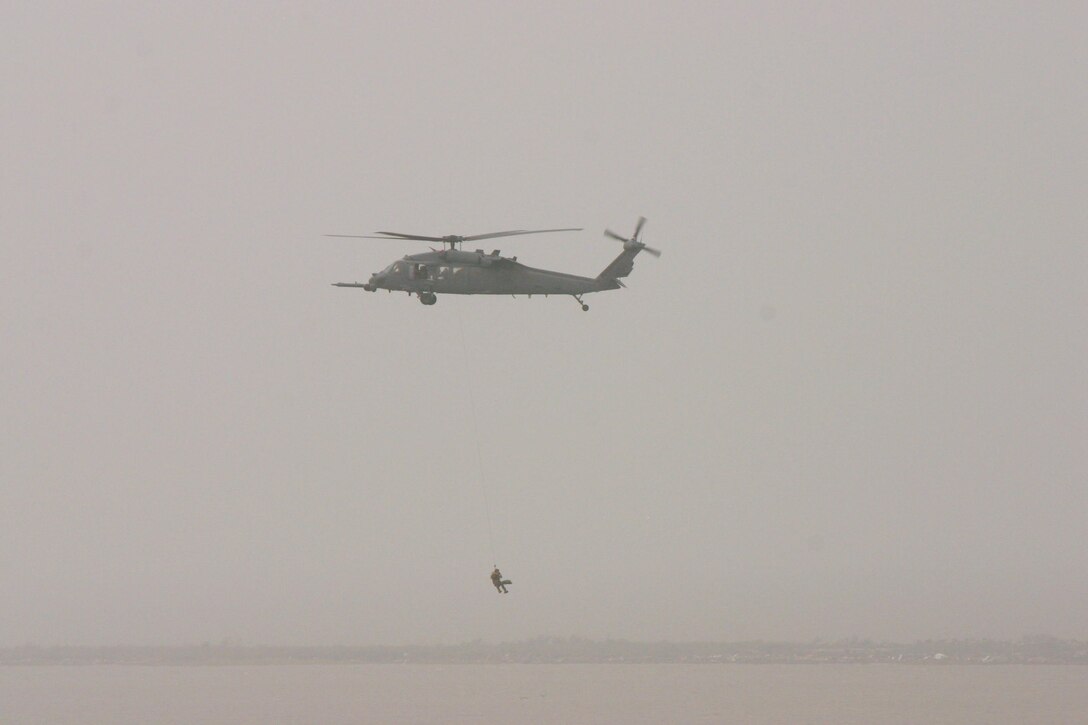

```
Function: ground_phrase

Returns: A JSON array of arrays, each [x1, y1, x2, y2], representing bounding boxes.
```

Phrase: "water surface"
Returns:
[[2, 664, 1085, 724]]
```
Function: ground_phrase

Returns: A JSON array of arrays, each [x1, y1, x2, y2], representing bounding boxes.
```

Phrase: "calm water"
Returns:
[[1, 664, 1086, 724]]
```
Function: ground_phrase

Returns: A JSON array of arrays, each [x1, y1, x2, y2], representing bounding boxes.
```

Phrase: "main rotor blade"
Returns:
[[642, 245, 662, 258], [324, 233, 432, 240], [633, 216, 647, 240], [604, 229, 629, 242], [373, 231, 448, 242], [463, 228, 582, 242], [329, 229, 582, 243]]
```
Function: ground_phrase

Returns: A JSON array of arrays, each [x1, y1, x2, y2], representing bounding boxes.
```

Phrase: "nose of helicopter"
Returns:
[[363, 271, 383, 291]]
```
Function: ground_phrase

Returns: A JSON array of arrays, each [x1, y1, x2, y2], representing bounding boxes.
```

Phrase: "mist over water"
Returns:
[[2, 1, 1086, 654]]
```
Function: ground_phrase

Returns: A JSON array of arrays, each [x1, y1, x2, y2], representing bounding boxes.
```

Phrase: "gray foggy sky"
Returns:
[[2, 1, 1085, 646]]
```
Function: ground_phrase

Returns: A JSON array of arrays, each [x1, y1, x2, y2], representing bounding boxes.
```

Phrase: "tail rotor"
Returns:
[[604, 216, 661, 258]]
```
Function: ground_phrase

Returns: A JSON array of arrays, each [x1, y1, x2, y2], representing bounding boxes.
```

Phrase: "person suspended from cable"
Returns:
[[490, 566, 511, 594]]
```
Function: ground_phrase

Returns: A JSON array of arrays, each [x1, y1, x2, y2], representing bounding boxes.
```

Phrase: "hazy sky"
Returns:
[[2, 1, 1085, 646]]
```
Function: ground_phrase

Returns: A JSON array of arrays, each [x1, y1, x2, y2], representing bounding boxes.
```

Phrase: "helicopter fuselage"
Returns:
[[339, 249, 621, 297]]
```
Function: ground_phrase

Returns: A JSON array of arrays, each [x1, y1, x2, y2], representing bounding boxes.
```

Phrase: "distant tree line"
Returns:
[[3, 635, 1086, 665]]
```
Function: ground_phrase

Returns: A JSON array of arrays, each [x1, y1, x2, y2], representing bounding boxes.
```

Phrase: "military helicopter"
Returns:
[[326, 217, 659, 310]]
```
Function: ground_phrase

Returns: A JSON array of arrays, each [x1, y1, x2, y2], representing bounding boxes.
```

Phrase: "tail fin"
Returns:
[[597, 246, 642, 282]]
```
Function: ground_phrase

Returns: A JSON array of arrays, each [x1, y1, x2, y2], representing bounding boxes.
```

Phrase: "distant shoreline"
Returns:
[[4, 637, 1086, 666]]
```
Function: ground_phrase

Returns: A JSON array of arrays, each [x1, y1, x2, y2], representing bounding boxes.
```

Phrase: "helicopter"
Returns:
[[326, 217, 660, 310]]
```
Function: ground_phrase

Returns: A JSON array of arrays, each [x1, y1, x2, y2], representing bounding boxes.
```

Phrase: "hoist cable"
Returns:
[[457, 314, 498, 565]]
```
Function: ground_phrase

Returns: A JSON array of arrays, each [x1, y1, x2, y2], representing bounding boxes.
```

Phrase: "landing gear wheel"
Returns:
[[419, 292, 437, 306], [581, 304, 589, 311], [572, 294, 589, 311]]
